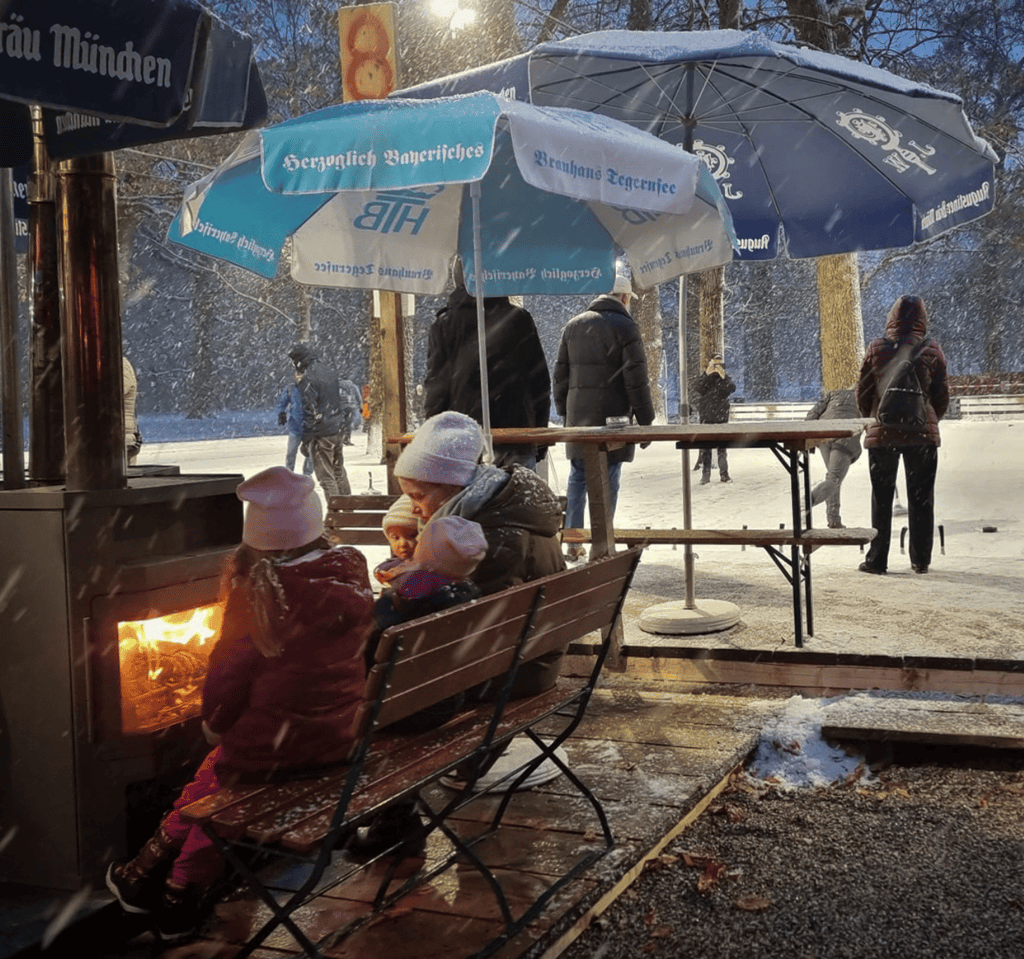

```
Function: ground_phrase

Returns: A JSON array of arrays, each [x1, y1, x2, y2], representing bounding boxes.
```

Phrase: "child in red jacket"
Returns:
[[106, 467, 374, 942]]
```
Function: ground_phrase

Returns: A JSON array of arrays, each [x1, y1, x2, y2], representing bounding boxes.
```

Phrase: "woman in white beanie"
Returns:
[[394, 410, 566, 691], [107, 466, 374, 941], [395, 410, 565, 591]]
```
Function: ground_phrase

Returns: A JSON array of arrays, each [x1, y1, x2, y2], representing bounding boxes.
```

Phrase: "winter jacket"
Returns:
[[553, 295, 656, 465], [856, 309, 949, 448], [805, 389, 863, 461], [276, 384, 303, 434], [202, 546, 374, 784], [424, 286, 551, 463], [289, 345, 345, 441], [693, 370, 736, 424], [437, 464, 566, 596]]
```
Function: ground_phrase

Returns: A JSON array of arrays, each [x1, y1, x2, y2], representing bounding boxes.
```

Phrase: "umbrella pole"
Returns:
[[679, 276, 695, 608], [470, 182, 494, 464]]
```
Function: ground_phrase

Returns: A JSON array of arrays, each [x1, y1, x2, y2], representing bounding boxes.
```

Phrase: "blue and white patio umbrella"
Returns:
[[169, 92, 738, 450], [398, 29, 998, 261]]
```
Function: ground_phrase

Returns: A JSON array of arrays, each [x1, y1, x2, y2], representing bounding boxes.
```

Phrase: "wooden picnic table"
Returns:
[[390, 420, 874, 649], [480, 421, 874, 649]]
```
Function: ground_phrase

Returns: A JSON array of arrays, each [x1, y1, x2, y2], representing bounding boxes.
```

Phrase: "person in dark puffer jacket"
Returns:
[[855, 294, 949, 575], [553, 264, 655, 558], [424, 259, 551, 471]]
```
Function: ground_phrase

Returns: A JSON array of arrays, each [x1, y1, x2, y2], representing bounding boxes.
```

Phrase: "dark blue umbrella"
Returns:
[[0, 0, 266, 167], [398, 29, 998, 260]]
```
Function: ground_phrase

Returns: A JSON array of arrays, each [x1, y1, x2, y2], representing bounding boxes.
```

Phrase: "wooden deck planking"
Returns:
[[176, 688, 763, 959]]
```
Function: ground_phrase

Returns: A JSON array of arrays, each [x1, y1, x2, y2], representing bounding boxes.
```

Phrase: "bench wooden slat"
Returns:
[[326, 513, 391, 529]]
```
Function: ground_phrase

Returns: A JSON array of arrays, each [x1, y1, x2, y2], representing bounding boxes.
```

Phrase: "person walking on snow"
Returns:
[[804, 388, 862, 529], [288, 342, 351, 498], [277, 370, 313, 476]]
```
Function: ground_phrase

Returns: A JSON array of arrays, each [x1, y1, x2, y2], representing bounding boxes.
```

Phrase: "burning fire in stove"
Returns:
[[118, 604, 221, 734]]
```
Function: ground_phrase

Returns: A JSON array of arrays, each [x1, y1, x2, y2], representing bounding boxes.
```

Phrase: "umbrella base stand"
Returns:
[[639, 598, 741, 636]]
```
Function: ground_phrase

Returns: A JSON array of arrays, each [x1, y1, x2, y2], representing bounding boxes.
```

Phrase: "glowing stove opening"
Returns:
[[117, 604, 221, 734]]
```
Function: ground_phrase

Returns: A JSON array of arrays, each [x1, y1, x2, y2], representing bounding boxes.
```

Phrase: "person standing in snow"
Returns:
[[693, 352, 736, 484], [855, 294, 948, 575], [287, 342, 351, 498], [804, 388, 863, 530], [553, 263, 655, 560], [423, 258, 551, 471], [338, 376, 362, 446]]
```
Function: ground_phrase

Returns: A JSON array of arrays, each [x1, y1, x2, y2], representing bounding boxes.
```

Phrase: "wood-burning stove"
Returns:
[[0, 474, 243, 889]]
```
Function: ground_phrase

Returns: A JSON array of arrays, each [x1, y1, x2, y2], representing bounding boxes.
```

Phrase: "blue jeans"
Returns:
[[284, 432, 313, 475], [565, 458, 622, 528]]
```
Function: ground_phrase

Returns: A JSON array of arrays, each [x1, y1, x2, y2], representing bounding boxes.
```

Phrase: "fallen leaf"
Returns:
[[643, 907, 659, 926], [734, 895, 774, 912], [697, 859, 728, 893], [643, 853, 681, 874], [642, 942, 658, 953], [582, 829, 599, 842], [650, 923, 674, 939]]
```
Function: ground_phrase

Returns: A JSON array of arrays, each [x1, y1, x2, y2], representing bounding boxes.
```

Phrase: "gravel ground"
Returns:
[[562, 744, 1024, 959]]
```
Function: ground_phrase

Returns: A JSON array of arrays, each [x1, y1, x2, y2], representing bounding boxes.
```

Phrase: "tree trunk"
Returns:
[[633, 285, 664, 420], [786, 0, 865, 394], [817, 255, 864, 389], [698, 266, 725, 367]]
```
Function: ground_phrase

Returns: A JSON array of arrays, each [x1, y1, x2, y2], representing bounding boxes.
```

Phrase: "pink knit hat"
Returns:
[[414, 516, 488, 579], [395, 411, 483, 487], [237, 466, 324, 551]]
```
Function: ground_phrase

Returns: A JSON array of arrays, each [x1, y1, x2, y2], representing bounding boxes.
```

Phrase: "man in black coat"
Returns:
[[287, 343, 351, 497], [553, 266, 655, 559], [423, 260, 551, 471], [693, 353, 736, 483]]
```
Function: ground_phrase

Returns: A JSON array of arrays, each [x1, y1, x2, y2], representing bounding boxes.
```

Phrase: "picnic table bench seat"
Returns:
[[178, 546, 644, 959], [560, 526, 876, 552]]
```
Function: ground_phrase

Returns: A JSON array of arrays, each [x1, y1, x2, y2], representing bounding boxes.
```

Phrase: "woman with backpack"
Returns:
[[855, 295, 949, 575]]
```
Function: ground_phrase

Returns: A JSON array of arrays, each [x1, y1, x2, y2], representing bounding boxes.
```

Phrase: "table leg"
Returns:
[[583, 446, 623, 669], [583, 446, 615, 560]]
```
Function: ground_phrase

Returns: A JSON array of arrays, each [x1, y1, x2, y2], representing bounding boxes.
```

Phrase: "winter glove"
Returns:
[[639, 441, 652, 450], [278, 412, 287, 426]]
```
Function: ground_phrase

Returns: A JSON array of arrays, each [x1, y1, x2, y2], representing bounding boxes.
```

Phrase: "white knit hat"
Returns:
[[382, 494, 418, 534], [237, 466, 324, 551], [414, 516, 488, 579], [611, 260, 636, 299], [395, 411, 483, 487]]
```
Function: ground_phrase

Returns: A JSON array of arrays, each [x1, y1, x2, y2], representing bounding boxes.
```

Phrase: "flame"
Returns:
[[119, 603, 220, 652]]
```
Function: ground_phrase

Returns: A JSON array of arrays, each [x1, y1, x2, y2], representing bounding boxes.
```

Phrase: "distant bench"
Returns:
[[325, 494, 396, 546]]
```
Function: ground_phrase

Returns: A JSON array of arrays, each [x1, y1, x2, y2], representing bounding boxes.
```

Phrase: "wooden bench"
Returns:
[[179, 546, 645, 959]]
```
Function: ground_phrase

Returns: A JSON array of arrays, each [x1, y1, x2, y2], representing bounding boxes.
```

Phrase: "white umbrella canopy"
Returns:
[[170, 91, 738, 454]]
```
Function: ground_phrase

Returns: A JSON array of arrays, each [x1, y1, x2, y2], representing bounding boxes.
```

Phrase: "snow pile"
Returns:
[[746, 694, 869, 789]]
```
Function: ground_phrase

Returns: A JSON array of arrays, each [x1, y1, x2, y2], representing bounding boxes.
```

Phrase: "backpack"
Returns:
[[875, 338, 931, 432]]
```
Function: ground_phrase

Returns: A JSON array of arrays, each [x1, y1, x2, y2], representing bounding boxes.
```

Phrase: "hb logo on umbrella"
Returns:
[[353, 188, 442, 236]]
